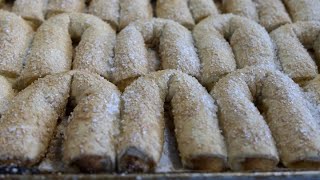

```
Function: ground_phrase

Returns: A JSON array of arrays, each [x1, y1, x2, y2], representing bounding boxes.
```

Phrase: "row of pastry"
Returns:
[[1, 9, 320, 92], [1, 66, 320, 173], [0, 0, 319, 32]]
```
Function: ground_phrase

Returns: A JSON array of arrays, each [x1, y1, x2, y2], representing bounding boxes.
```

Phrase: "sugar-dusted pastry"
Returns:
[[0, 76, 15, 115], [12, 0, 48, 28], [114, 18, 200, 90], [88, 0, 119, 30], [16, 13, 115, 90], [156, 0, 219, 29], [0, 73, 72, 166], [64, 71, 121, 173], [283, 0, 320, 22], [156, 0, 194, 29], [213, 65, 320, 170], [193, 14, 276, 89], [0, 10, 33, 78], [46, 0, 85, 18], [223, 0, 291, 32], [119, 0, 152, 30], [270, 21, 320, 83], [118, 70, 227, 172]]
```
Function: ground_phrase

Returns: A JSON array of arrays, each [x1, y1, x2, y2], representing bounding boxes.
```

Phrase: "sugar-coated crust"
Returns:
[[88, 0, 119, 30], [118, 70, 227, 172], [46, 0, 85, 18], [283, 0, 320, 22], [213, 65, 320, 170], [0, 73, 72, 166], [0, 10, 33, 78], [0, 75, 15, 115], [114, 18, 200, 87], [193, 14, 276, 89], [16, 13, 115, 90], [12, 0, 48, 27], [222, 0, 291, 32], [270, 21, 320, 83], [63, 71, 121, 173]]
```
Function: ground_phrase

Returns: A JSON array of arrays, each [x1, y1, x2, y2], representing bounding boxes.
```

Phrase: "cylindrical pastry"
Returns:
[[213, 65, 320, 170], [212, 66, 279, 171], [169, 73, 227, 171], [12, 0, 48, 28], [46, 0, 85, 18], [156, 0, 194, 29], [270, 22, 320, 83], [16, 13, 116, 90], [114, 18, 200, 90], [283, 0, 320, 22], [189, 0, 219, 23], [64, 71, 121, 173], [193, 14, 275, 89], [222, 0, 258, 22], [0, 10, 33, 78], [254, 0, 291, 32], [88, 0, 119, 30], [119, 0, 152, 30], [0, 73, 72, 166], [222, 0, 290, 32], [0, 76, 15, 115], [118, 70, 227, 172]]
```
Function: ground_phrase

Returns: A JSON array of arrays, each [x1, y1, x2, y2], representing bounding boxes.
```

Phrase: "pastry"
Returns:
[[16, 13, 115, 90], [212, 65, 320, 170], [283, 0, 320, 22], [64, 71, 121, 173], [118, 70, 227, 172], [88, 0, 119, 30], [12, 0, 48, 28], [0, 75, 15, 115], [114, 18, 200, 90], [156, 0, 218, 29], [193, 14, 276, 89], [46, 0, 85, 18], [0, 73, 72, 166], [0, 10, 33, 78], [222, 0, 291, 32], [270, 21, 320, 83]]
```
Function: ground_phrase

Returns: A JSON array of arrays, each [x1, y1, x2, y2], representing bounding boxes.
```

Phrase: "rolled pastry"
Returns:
[[283, 0, 320, 22], [64, 71, 121, 173], [213, 65, 320, 170], [16, 13, 115, 89], [189, 0, 219, 23], [193, 14, 275, 89], [270, 21, 320, 83], [46, 0, 85, 18], [114, 18, 200, 89], [0, 73, 72, 166], [222, 0, 290, 32], [0, 10, 33, 78], [12, 0, 48, 28], [0, 76, 15, 115], [118, 70, 227, 172], [88, 0, 119, 30], [119, 0, 152, 30], [156, 0, 195, 29]]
